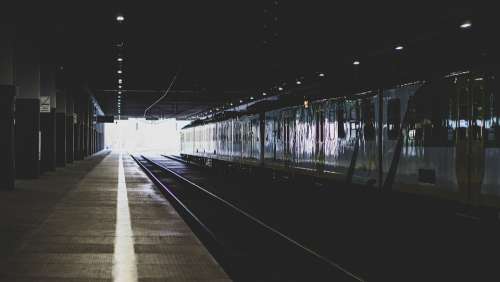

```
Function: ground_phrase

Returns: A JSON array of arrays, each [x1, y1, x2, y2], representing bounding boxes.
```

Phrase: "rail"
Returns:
[[147, 154, 365, 282]]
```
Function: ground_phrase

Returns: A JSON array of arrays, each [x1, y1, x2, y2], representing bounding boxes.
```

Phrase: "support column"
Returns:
[[40, 63, 57, 172], [15, 27, 40, 179], [66, 91, 74, 163], [55, 89, 66, 166], [0, 24, 16, 190]]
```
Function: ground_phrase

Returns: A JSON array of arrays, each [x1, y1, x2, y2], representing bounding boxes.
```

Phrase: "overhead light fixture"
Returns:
[[216, 108, 220, 111], [278, 86, 283, 91], [460, 21, 472, 29], [230, 102, 233, 106], [318, 73, 325, 77], [118, 85, 122, 88], [118, 91, 121, 94], [239, 99, 243, 103], [118, 79, 123, 84], [296, 80, 302, 85], [117, 58, 123, 62], [116, 15, 125, 22], [117, 70, 122, 74], [395, 45, 404, 50], [250, 96, 254, 100], [262, 92, 267, 96], [304, 100, 309, 108], [353, 60, 360, 65]]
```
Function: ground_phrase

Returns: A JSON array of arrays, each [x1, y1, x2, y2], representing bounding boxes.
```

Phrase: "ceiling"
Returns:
[[5, 2, 499, 119]]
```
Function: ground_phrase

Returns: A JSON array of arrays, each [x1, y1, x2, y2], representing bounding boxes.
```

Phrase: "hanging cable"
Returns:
[[143, 68, 181, 118]]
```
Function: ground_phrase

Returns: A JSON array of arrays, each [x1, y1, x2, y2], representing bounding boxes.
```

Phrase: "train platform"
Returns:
[[0, 151, 230, 281]]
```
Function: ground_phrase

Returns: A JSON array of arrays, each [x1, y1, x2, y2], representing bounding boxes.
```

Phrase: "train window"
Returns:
[[337, 103, 346, 139], [387, 98, 401, 140], [362, 100, 376, 140]]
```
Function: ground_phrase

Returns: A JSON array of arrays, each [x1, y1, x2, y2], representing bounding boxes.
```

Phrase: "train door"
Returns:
[[453, 75, 488, 206]]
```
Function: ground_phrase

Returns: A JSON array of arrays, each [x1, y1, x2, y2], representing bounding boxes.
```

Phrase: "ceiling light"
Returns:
[[240, 99, 243, 103], [318, 73, 325, 77], [118, 85, 122, 89], [353, 60, 360, 65], [230, 103, 233, 106], [262, 92, 267, 96], [296, 81, 302, 85], [216, 108, 219, 111], [117, 58, 123, 62], [118, 91, 121, 94], [116, 15, 125, 22], [460, 21, 472, 29], [117, 70, 122, 74], [250, 96, 254, 100], [395, 46, 404, 50], [278, 86, 283, 91], [118, 79, 122, 84]]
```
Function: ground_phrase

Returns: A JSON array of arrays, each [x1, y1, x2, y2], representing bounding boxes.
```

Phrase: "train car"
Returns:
[[180, 70, 500, 208]]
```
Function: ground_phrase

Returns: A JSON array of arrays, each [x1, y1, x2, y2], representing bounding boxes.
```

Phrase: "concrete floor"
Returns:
[[0, 151, 230, 281]]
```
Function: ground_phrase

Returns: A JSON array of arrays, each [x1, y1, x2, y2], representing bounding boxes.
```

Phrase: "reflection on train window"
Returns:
[[337, 103, 346, 139], [387, 98, 401, 140], [362, 100, 375, 140], [315, 111, 325, 143], [347, 102, 359, 137]]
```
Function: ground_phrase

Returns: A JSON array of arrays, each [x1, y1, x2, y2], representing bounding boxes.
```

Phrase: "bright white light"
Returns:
[[118, 91, 122, 94], [117, 58, 123, 62], [395, 46, 404, 50], [475, 77, 484, 81], [240, 100, 243, 103], [296, 81, 302, 85], [216, 108, 220, 111], [262, 92, 267, 96], [353, 60, 360, 65], [318, 73, 325, 77], [460, 21, 472, 29], [250, 96, 254, 100], [230, 103, 233, 106], [117, 70, 122, 74], [118, 79, 123, 84], [118, 85, 122, 89], [116, 15, 125, 22], [278, 86, 283, 91]]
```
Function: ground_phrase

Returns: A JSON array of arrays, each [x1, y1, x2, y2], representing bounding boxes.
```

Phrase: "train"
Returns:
[[180, 69, 500, 209]]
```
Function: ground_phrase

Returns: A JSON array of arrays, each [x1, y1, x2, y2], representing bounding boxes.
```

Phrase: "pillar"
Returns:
[[66, 91, 74, 163], [0, 24, 16, 190], [15, 27, 40, 179], [55, 89, 66, 166], [40, 63, 57, 172]]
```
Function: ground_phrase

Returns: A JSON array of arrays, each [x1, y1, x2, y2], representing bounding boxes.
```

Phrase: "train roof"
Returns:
[[182, 67, 499, 130]]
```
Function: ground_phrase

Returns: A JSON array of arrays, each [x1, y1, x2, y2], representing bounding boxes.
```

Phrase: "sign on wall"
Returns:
[[40, 96, 51, 113]]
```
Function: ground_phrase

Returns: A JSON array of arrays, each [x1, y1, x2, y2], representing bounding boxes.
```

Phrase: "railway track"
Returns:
[[131, 154, 363, 282]]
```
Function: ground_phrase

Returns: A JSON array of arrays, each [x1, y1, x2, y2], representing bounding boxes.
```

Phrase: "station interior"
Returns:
[[1, 3, 500, 281]]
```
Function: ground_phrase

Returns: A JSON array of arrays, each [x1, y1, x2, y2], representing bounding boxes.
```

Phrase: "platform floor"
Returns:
[[0, 151, 230, 281]]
